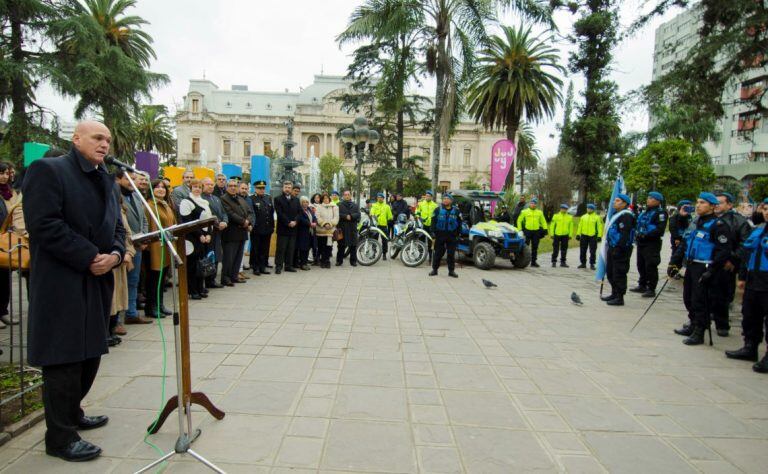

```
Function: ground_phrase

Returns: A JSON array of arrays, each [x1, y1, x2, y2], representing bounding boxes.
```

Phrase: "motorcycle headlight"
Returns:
[[487, 230, 503, 239]]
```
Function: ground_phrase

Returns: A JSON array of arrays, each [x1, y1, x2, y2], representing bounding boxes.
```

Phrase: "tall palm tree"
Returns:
[[80, 0, 157, 67], [133, 105, 175, 155], [516, 122, 540, 193], [467, 24, 563, 189]]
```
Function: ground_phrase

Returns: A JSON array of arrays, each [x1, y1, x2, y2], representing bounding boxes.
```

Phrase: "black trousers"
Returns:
[[222, 240, 245, 283], [636, 240, 662, 291], [0, 267, 10, 316], [741, 288, 768, 346], [336, 239, 357, 264], [298, 249, 310, 266], [318, 236, 332, 264], [42, 357, 101, 449], [432, 236, 457, 272], [377, 225, 389, 255], [275, 234, 296, 269], [186, 245, 204, 295], [710, 269, 735, 330], [145, 268, 168, 311], [579, 236, 598, 265], [682, 262, 712, 329], [524, 231, 541, 263], [249, 232, 272, 270], [606, 247, 632, 296], [551, 236, 569, 263]]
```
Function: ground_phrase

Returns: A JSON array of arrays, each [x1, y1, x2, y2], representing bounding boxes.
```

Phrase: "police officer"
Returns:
[[370, 192, 393, 260], [601, 194, 635, 306], [668, 200, 693, 253], [417, 190, 439, 261], [630, 191, 668, 298], [710, 192, 753, 336], [668, 192, 731, 345], [249, 180, 274, 275], [549, 203, 574, 267], [429, 193, 462, 278], [576, 203, 603, 270], [516, 198, 548, 267], [725, 198, 768, 373]]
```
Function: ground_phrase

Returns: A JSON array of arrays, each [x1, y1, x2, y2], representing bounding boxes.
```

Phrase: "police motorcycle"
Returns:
[[389, 214, 434, 267], [355, 209, 389, 266]]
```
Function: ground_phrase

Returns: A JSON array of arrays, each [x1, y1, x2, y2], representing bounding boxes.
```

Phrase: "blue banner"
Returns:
[[595, 177, 625, 281], [250, 155, 271, 193]]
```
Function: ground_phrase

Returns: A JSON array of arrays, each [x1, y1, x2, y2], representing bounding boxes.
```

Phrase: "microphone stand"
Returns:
[[117, 170, 223, 473]]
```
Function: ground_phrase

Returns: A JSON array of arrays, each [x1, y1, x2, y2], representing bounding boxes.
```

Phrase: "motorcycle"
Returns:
[[390, 214, 433, 267], [354, 210, 388, 266]]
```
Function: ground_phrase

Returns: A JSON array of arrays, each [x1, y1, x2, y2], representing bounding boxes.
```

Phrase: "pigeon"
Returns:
[[571, 292, 583, 306], [482, 279, 497, 289]]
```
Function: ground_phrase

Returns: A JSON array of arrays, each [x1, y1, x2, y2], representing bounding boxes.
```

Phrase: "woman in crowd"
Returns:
[[144, 179, 177, 317], [314, 193, 338, 269], [310, 193, 323, 265], [0, 161, 26, 328], [296, 196, 317, 270], [108, 197, 135, 345], [179, 179, 213, 299]]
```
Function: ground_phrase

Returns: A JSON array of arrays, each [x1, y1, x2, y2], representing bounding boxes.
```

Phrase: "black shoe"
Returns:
[[383, 254, 387, 261], [753, 353, 768, 373], [266, 264, 274, 268], [208, 283, 224, 289], [285, 267, 297, 272], [301, 264, 311, 271], [674, 323, 693, 336], [448, 271, 458, 278], [189, 294, 202, 300], [629, 286, 647, 293], [46, 439, 102, 462], [78, 415, 109, 431], [725, 344, 758, 361], [560, 262, 569, 268], [683, 327, 706, 346], [260, 268, 270, 275], [641, 289, 656, 298], [429, 270, 438, 276], [600, 294, 617, 302], [200, 292, 209, 298], [351, 262, 358, 267], [606, 296, 624, 306], [107, 336, 120, 347], [335, 261, 343, 267], [275, 267, 282, 274], [577, 263, 586, 269], [589, 264, 595, 270], [252, 269, 261, 276], [717, 329, 729, 337], [531, 262, 540, 268], [551, 261, 557, 268]]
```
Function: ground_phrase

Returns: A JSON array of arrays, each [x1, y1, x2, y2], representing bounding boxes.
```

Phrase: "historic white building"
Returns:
[[174, 75, 506, 192]]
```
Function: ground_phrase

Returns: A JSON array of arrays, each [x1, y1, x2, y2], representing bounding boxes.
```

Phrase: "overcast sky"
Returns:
[[35, 0, 685, 159]]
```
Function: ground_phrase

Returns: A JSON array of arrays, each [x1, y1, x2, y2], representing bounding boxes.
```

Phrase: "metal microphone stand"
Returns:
[[118, 170, 223, 473]]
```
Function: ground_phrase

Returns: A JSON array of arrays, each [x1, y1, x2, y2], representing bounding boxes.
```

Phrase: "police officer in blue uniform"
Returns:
[[249, 180, 275, 275], [601, 193, 636, 306], [630, 191, 668, 298], [668, 192, 732, 345], [429, 193, 462, 278], [725, 198, 768, 372], [668, 200, 693, 253]]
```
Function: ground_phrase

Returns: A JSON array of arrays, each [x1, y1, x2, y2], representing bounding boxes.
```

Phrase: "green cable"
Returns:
[[142, 186, 168, 470]]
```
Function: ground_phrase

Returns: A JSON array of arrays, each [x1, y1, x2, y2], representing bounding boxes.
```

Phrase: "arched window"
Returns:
[[306, 135, 321, 158]]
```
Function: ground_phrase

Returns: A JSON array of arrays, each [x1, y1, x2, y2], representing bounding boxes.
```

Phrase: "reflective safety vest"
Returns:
[[435, 206, 460, 232], [744, 225, 768, 272], [517, 208, 548, 231], [370, 201, 393, 227], [549, 212, 574, 237], [685, 218, 716, 264], [417, 200, 438, 226], [637, 207, 661, 235], [577, 212, 603, 237]]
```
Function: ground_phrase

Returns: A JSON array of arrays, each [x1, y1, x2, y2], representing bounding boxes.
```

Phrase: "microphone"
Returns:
[[104, 156, 148, 176]]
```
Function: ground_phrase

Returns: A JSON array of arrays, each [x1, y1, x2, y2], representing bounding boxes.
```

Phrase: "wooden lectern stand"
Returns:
[[131, 217, 225, 434]]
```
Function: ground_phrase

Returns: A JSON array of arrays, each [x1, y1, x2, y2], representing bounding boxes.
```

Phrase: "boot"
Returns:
[[600, 293, 616, 302], [560, 262, 569, 268], [641, 289, 656, 298], [754, 353, 768, 373], [260, 267, 270, 274], [717, 329, 729, 337], [429, 270, 438, 276], [674, 323, 693, 336], [577, 263, 586, 269], [725, 342, 758, 361], [606, 295, 624, 306], [629, 285, 647, 293], [531, 261, 540, 268], [683, 326, 712, 346], [590, 264, 595, 270], [551, 261, 557, 268]]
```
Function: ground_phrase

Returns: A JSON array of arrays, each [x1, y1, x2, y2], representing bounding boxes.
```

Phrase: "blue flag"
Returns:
[[595, 177, 625, 281]]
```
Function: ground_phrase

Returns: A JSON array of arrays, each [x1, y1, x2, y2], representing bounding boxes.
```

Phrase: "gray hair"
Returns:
[[300, 195, 310, 203]]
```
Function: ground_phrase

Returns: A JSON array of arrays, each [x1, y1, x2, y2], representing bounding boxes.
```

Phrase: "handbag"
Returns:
[[196, 250, 216, 278], [0, 201, 30, 271], [332, 228, 344, 242]]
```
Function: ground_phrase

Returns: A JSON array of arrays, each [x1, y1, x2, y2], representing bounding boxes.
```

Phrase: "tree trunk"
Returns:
[[504, 119, 519, 190], [519, 167, 525, 194], [431, 34, 447, 196], [8, 4, 29, 166], [396, 109, 404, 193]]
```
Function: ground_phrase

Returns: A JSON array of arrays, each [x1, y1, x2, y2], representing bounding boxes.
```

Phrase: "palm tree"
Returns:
[[516, 122, 540, 193], [80, 0, 157, 67], [467, 24, 563, 189], [133, 105, 175, 155]]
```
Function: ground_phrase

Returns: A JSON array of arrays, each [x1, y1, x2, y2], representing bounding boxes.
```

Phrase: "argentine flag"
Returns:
[[595, 177, 626, 282]]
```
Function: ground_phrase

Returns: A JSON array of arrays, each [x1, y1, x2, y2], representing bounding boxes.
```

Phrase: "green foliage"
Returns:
[[318, 152, 344, 192], [516, 122, 540, 193], [459, 169, 485, 190], [714, 177, 743, 201], [646, 104, 720, 150], [624, 139, 715, 205], [133, 105, 175, 156], [750, 177, 768, 202]]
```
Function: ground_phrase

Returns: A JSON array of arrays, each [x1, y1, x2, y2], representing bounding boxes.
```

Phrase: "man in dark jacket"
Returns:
[[249, 180, 274, 275], [274, 180, 301, 273], [668, 200, 692, 253], [202, 177, 228, 288], [23, 121, 126, 462], [336, 190, 361, 266], [220, 179, 251, 285], [630, 191, 668, 298], [601, 194, 636, 306], [429, 193, 462, 277], [391, 193, 411, 221]]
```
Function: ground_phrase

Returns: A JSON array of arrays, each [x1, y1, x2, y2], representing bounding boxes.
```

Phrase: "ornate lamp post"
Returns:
[[340, 117, 379, 202], [650, 162, 661, 191]]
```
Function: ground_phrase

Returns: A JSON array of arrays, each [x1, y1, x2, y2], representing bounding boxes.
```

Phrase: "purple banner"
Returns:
[[490, 139, 516, 192], [135, 152, 160, 180]]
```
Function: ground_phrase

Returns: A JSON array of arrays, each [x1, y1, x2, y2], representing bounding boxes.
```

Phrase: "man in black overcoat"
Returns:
[[220, 179, 251, 285], [22, 121, 126, 462], [273, 180, 301, 273], [336, 190, 361, 266]]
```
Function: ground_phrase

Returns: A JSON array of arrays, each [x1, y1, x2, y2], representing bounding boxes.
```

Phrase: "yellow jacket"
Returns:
[[576, 212, 604, 237], [549, 212, 574, 237], [516, 208, 548, 231], [417, 200, 438, 226], [370, 201, 393, 227]]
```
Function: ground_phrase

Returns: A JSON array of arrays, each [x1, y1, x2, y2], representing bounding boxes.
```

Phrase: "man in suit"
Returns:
[[170, 169, 194, 210], [23, 121, 126, 462], [220, 179, 251, 285], [274, 180, 301, 273]]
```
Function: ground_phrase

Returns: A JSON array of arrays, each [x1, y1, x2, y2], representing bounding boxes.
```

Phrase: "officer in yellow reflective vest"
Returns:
[[417, 190, 439, 261], [516, 198, 548, 267], [576, 203, 604, 270], [370, 192, 393, 259], [549, 203, 575, 267]]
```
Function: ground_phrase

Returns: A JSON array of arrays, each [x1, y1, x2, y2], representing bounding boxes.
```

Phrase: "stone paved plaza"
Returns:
[[1, 252, 767, 473]]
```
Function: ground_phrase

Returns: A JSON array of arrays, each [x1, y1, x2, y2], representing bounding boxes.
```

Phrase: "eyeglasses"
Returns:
[[227, 184, 237, 188]]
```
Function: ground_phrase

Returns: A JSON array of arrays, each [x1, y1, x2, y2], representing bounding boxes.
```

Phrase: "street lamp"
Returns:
[[340, 117, 379, 203], [650, 162, 661, 191]]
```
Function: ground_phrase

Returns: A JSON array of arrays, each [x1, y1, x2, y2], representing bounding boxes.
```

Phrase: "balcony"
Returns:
[[715, 161, 768, 180], [740, 86, 763, 101], [738, 119, 759, 131]]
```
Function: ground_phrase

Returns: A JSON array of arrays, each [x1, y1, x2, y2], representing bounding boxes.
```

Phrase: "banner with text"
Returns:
[[490, 139, 516, 192]]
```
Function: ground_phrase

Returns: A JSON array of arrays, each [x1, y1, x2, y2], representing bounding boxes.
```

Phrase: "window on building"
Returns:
[[443, 148, 451, 167], [223, 139, 232, 156], [243, 140, 251, 157], [191, 99, 199, 113], [191, 137, 200, 154], [439, 181, 451, 193], [754, 152, 768, 162], [264, 141, 272, 155], [463, 148, 471, 167], [307, 135, 320, 158]]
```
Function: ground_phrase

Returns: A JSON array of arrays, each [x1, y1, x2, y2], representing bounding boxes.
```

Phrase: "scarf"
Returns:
[[0, 183, 13, 201]]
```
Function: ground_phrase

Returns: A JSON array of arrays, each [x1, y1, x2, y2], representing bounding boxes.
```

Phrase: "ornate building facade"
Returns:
[[175, 75, 506, 193]]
